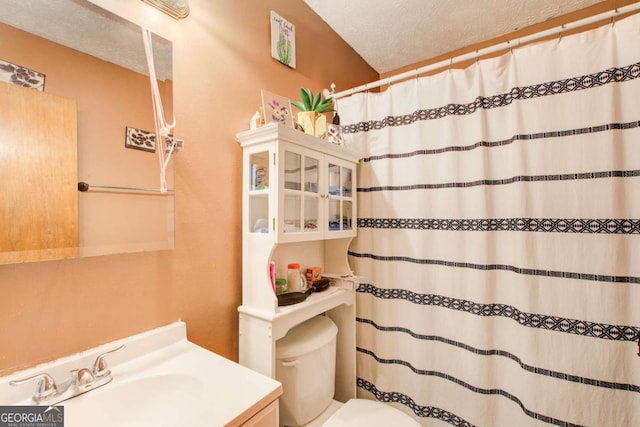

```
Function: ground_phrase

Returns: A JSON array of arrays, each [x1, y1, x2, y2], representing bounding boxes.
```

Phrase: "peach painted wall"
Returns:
[[0, 0, 377, 375]]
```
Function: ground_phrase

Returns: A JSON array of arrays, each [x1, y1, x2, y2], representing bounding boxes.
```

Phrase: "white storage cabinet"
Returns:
[[236, 123, 359, 403]]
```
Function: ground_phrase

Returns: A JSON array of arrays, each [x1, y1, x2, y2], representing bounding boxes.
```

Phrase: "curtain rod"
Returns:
[[333, 3, 640, 100]]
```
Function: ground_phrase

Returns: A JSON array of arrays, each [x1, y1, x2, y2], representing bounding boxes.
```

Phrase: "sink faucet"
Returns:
[[10, 345, 125, 405], [8, 373, 59, 403]]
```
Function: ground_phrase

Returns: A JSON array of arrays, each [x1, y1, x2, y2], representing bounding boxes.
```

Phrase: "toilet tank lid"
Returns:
[[276, 315, 338, 359]]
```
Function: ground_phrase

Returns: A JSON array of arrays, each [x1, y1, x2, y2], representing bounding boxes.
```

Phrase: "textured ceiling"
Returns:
[[0, 0, 172, 81], [304, 0, 603, 74], [1, 1, 604, 81]]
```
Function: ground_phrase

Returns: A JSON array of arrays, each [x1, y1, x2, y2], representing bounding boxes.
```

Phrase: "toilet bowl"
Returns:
[[276, 316, 420, 427], [323, 398, 420, 427]]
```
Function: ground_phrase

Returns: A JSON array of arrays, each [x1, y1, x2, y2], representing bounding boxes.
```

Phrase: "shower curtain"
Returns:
[[337, 13, 640, 427]]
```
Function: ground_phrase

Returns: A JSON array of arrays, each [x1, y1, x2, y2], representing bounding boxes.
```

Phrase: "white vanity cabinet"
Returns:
[[236, 123, 359, 403], [241, 400, 279, 427]]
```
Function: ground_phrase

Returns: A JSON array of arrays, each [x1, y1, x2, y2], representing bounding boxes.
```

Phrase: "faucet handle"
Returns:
[[71, 368, 95, 386], [9, 373, 58, 402], [92, 344, 125, 378]]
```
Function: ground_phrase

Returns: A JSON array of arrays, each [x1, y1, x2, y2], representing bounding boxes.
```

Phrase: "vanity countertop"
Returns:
[[0, 322, 282, 427]]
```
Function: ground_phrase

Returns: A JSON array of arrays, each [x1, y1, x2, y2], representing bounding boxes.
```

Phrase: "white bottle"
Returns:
[[287, 263, 307, 293]]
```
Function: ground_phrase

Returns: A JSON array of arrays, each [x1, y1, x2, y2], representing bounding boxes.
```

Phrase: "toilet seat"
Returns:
[[322, 399, 420, 427]]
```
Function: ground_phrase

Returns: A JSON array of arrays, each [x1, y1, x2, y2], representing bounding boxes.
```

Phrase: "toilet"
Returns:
[[276, 316, 420, 427]]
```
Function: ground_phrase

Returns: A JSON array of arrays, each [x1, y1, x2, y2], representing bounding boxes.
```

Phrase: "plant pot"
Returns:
[[297, 111, 327, 139]]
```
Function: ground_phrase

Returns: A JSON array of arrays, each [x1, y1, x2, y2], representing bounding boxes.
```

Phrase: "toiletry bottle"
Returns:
[[287, 263, 307, 293], [275, 278, 287, 294]]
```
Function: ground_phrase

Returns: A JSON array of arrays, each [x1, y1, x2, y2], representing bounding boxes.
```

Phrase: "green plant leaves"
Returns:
[[311, 91, 321, 111], [292, 87, 334, 113], [301, 88, 313, 109]]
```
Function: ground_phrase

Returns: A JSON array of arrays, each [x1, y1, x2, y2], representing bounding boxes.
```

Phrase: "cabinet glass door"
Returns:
[[248, 151, 269, 234], [283, 151, 301, 232], [326, 161, 354, 233], [282, 149, 321, 236], [303, 156, 320, 232], [342, 167, 353, 231]]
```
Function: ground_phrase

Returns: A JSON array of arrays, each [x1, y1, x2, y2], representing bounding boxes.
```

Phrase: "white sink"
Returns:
[[64, 374, 206, 427], [0, 322, 282, 427]]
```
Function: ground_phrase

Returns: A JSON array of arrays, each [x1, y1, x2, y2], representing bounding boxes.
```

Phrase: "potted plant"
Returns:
[[291, 88, 334, 138]]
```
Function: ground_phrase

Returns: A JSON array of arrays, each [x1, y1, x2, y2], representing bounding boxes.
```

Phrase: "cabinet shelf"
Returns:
[[238, 286, 354, 340]]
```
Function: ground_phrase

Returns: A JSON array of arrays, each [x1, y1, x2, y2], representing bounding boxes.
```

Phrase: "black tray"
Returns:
[[277, 292, 308, 306]]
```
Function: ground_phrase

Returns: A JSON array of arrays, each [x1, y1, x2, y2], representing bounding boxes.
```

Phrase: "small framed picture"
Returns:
[[0, 59, 45, 91], [261, 90, 294, 128], [125, 127, 156, 153], [270, 11, 296, 68]]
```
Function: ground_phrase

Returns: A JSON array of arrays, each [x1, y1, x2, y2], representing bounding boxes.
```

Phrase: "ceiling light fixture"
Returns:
[[141, 0, 189, 19]]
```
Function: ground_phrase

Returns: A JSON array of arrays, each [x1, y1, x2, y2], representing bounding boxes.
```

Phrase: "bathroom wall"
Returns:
[[0, 0, 378, 375]]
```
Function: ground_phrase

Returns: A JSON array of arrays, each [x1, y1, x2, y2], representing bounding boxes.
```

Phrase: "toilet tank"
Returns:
[[276, 315, 338, 426]]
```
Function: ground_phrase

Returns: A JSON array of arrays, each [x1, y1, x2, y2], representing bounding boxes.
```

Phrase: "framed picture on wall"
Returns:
[[0, 59, 45, 91], [261, 90, 294, 128], [270, 11, 296, 69], [125, 126, 156, 153]]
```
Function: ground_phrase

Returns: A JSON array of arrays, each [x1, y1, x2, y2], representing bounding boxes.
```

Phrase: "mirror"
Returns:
[[0, 0, 174, 264]]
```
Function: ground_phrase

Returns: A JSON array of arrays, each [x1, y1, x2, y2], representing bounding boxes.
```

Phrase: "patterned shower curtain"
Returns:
[[336, 13, 640, 427]]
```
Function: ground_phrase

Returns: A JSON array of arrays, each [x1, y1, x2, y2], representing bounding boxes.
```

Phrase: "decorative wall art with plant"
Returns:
[[270, 11, 296, 69]]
